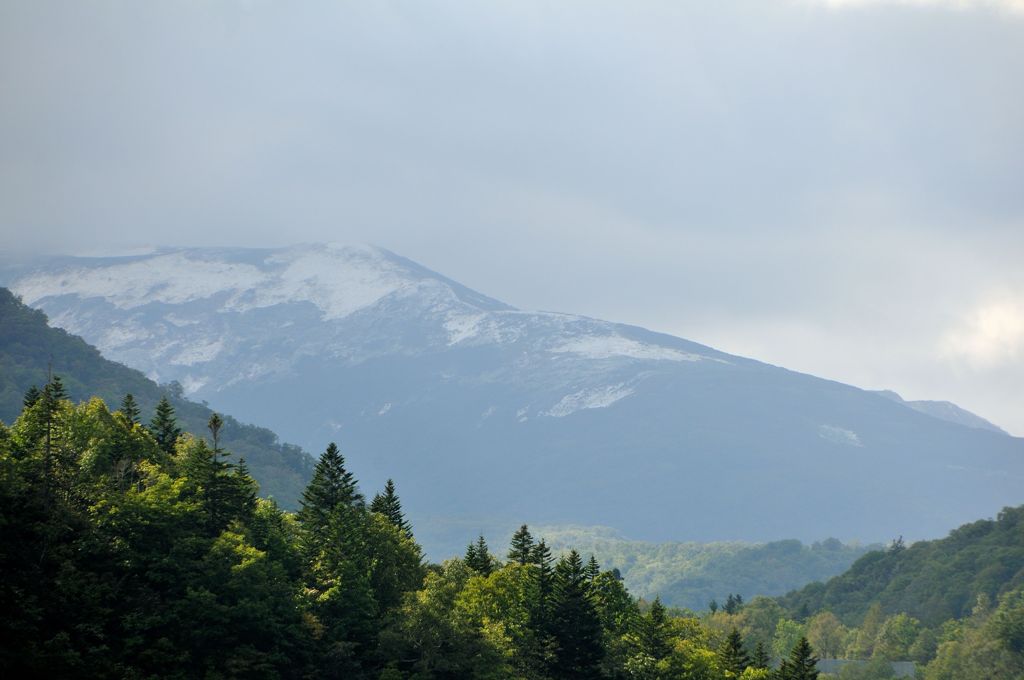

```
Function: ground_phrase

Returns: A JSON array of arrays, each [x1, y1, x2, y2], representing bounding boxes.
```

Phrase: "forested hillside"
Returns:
[[0, 287, 312, 505], [2, 386, 1023, 678], [0, 387, 806, 679], [535, 526, 874, 611], [779, 508, 1024, 627]]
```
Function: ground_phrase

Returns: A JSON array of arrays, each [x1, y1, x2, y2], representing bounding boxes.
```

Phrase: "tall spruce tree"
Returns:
[[638, 597, 672, 661], [298, 442, 363, 541], [550, 550, 604, 678], [752, 641, 771, 669], [777, 636, 819, 680], [465, 535, 493, 576], [22, 385, 41, 409], [508, 524, 535, 565], [720, 627, 751, 676], [43, 374, 67, 402], [120, 394, 140, 425], [296, 442, 376, 674], [149, 396, 181, 454], [370, 479, 411, 537], [584, 554, 600, 582], [530, 538, 556, 636]]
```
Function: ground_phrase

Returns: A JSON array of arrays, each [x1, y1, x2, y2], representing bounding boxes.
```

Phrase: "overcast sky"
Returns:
[[2, 0, 1023, 433]]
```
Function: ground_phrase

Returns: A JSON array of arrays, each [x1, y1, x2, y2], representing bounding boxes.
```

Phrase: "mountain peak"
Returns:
[[3, 244, 1022, 554]]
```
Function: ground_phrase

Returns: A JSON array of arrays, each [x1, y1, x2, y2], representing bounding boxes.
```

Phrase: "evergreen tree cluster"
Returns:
[[2, 388, 1021, 679]]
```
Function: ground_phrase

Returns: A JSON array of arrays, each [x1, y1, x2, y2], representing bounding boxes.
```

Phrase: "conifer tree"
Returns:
[[150, 396, 181, 454], [22, 385, 41, 409], [530, 538, 556, 634], [44, 374, 67, 402], [584, 554, 600, 582], [777, 637, 819, 680], [508, 524, 535, 565], [638, 597, 673, 661], [550, 550, 603, 678], [40, 375, 67, 488], [465, 534, 493, 575], [752, 641, 771, 669], [724, 593, 744, 614], [298, 442, 363, 541], [720, 627, 751, 675], [120, 393, 140, 425], [207, 412, 223, 458], [370, 478, 411, 537]]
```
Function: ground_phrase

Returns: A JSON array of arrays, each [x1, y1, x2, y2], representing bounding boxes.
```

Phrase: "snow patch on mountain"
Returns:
[[550, 335, 708, 362], [818, 425, 863, 447], [14, 252, 266, 309], [444, 312, 487, 345], [544, 383, 636, 417], [169, 338, 224, 366], [11, 245, 412, 323]]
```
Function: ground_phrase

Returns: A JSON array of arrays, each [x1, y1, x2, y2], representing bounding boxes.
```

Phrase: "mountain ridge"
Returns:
[[3, 244, 1022, 556]]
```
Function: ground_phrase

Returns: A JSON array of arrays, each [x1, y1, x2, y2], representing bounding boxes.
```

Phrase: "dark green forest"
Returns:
[[2, 384, 1023, 679], [0, 287, 312, 505], [779, 508, 1024, 628]]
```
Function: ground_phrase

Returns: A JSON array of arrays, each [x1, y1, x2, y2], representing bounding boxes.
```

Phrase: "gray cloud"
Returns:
[[1, 0, 1022, 432]]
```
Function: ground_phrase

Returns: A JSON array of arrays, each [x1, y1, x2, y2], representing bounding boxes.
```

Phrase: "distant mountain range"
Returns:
[[3, 245, 1022, 556]]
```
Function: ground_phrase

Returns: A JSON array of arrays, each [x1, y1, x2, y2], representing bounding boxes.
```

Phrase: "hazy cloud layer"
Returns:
[[1, 1, 1022, 432]]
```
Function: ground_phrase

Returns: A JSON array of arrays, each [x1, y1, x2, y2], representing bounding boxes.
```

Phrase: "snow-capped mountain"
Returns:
[[4, 245, 1023, 555]]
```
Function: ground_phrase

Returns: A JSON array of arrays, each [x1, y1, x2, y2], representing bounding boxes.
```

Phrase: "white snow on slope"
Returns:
[[444, 312, 487, 345], [818, 425, 863, 447], [169, 338, 224, 366], [543, 384, 635, 417], [550, 335, 707, 362], [13, 252, 266, 309], [12, 245, 411, 322]]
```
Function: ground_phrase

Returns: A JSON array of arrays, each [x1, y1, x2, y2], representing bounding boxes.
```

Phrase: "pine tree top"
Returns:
[[298, 442, 364, 538], [370, 478, 411, 537], [508, 524, 534, 565], [465, 534, 493, 575], [120, 393, 140, 425]]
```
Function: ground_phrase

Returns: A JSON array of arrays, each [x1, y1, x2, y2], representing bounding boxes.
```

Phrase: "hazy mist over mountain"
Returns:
[[2, 0, 1023, 438], [5, 245, 1022, 558]]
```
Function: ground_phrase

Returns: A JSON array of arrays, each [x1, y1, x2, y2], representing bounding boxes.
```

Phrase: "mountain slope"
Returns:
[[873, 390, 1007, 435], [778, 504, 1024, 627], [531, 525, 875, 611], [3, 245, 1023, 556], [0, 287, 313, 506]]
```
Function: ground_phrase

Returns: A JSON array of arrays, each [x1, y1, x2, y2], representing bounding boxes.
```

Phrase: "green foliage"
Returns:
[[537, 525, 874, 611], [370, 478, 412, 538], [773, 619, 808, 660], [550, 550, 604, 678], [466, 534, 496, 576], [509, 524, 535, 565], [777, 636, 819, 680], [919, 590, 1024, 679], [780, 508, 1024, 627], [0, 287, 314, 506], [0, 394, 311, 678], [5, 384, 1020, 679], [720, 627, 751, 676]]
